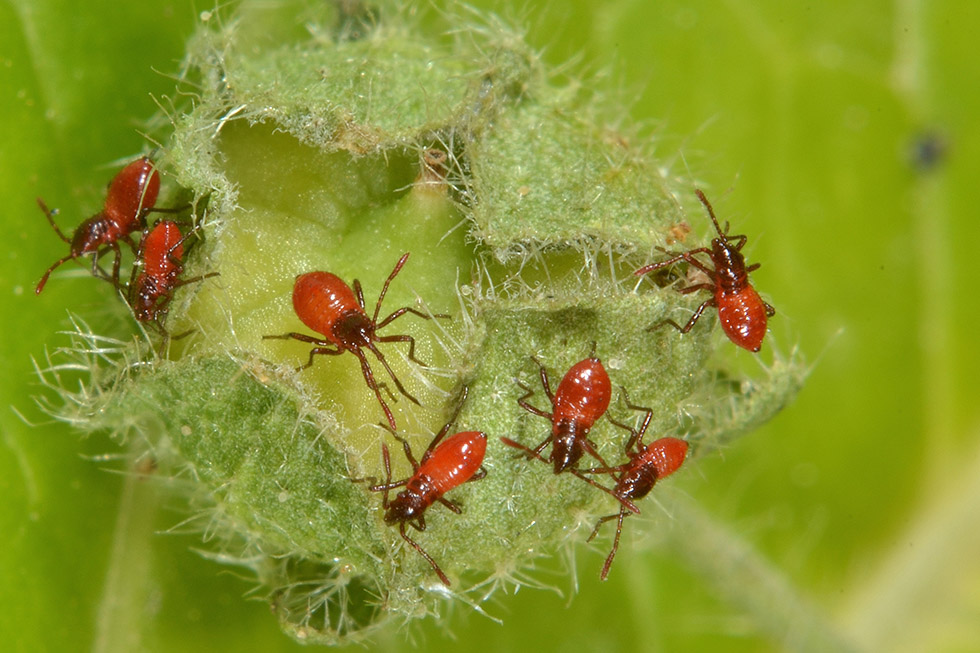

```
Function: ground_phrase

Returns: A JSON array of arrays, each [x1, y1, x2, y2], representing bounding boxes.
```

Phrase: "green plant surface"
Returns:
[[2, 1, 979, 653]]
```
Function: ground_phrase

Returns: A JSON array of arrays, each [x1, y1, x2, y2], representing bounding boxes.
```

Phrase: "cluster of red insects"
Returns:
[[37, 158, 772, 585], [36, 157, 216, 339], [257, 185, 773, 584]]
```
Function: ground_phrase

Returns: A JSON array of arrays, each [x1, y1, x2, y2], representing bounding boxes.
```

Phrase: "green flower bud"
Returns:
[[44, 1, 804, 644]]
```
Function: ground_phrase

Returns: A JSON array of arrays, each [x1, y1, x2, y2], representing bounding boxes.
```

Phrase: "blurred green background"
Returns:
[[2, 1, 978, 651]]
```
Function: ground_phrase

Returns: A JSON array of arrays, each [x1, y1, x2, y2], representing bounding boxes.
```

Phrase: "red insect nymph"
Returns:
[[367, 388, 487, 585], [577, 394, 688, 580], [127, 220, 216, 334], [263, 253, 446, 430], [501, 347, 613, 474], [634, 189, 775, 352], [130, 220, 183, 323], [36, 157, 162, 294]]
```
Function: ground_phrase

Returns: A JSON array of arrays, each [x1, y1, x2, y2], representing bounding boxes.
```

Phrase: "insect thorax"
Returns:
[[332, 310, 375, 348]]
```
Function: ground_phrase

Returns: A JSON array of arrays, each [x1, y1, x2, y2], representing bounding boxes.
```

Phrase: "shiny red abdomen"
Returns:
[[716, 286, 769, 352], [418, 431, 487, 496], [292, 271, 363, 340], [104, 157, 160, 232], [552, 358, 611, 431], [143, 221, 183, 279], [641, 437, 688, 479], [616, 437, 689, 504]]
